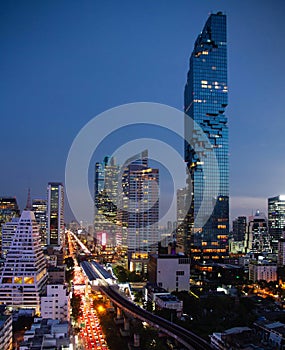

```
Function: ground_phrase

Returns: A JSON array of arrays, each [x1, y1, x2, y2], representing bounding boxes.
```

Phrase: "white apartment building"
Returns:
[[148, 254, 190, 292], [249, 262, 277, 283], [41, 284, 70, 322], [0, 210, 47, 313]]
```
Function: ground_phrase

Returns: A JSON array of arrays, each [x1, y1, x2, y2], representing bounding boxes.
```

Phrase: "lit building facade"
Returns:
[[94, 156, 119, 247], [0, 197, 20, 256], [278, 232, 285, 267], [47, 183, 64, 247], [232, 216, 247, 242], [119, 151, 159, 266], [268, 195, 285, 254], [244, 211, 271, 254], [1, 217, 19, 259], [184, 12, 229, 261], [248, 262, 277, 283], [0, 210, 47, 313], [0, 197, 20, 225], [176, 187, 188, 250], [32, 199, 47, 247]]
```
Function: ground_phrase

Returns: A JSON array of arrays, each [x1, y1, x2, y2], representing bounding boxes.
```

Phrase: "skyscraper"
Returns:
[[268, 195, 285, 254], [0, 209, 47, 313], [244, 211, 271, 254], [94, 156, 119, 247], [1, 217, 19, 259], [0, 197, 20, 257], [176, 187, 188, 250], [184, 12, 229, 261], [0, 197, 20, 225], [32, 199, 47, 247], [47, 183, 64, 247], [119, 150, 159, 269], [232, 216, 247, 242]]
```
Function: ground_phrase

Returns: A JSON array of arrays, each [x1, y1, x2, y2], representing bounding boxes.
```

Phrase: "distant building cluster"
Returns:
[[0, 182, 71, 348]]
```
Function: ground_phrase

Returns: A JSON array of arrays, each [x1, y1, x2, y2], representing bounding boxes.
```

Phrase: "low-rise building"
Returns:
[[19, 318, 70, 350], [254, 319, 285, 349], [155, 294, 183, 317], [148, 254, 190, 292], [210, 326, 261, 350], [41, 284, 70, 322], [144, 284, 183, 317], [249, 262, 277, 282]]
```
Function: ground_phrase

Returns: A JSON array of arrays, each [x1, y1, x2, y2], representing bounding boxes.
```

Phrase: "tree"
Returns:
[[71, 293, 82, 320], [64, 257, 75, 270]]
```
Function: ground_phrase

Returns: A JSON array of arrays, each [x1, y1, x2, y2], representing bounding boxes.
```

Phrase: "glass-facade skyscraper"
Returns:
[[94, 156, 119, 247], [184, 12, 229, 261], [47, 182, 64, 247], [268, 195, 285, 254]]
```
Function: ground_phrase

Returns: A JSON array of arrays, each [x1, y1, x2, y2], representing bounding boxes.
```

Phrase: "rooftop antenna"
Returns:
[[25, 188, 32, 210]]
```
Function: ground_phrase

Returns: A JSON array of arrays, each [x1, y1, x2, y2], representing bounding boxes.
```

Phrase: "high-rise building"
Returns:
[[1, 217, 19, 259], [184, 12, 229, 261], [244, 211, 270, 254], [47, 183, 64, 247], [0, 210, 47, 313], [32, 199, 47, 246], [278, 231, 285, 267], [268, 195, 285, 254], [94, 156, 119, 247], [119, 150, 159, 269], [176, 187, 188, 250], [0, 197, 20, 225], [232, 216, 247, 242], [0, 197, 20, 255]]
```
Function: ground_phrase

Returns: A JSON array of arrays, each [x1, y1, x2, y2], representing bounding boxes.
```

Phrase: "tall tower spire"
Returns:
[[25, 188, 32, 210]]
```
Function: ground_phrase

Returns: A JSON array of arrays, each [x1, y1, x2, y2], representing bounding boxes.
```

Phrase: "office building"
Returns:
[[268, 195, 285, 254], [119, 151, 159, 270], [0, 197, 20, 255], [0, 197, 20, 225], [32, 199, 47, 246], [278, 230, 285, 266], [94, 156, 119, 247], [244, 211, 270, 254], [176, 187, 188, 250], [232, 216, 247, 242], [1, 217, 19, 259], [47, 183, 64, 247], [184, 12, 229, 261], [0, 210, 47, 313]]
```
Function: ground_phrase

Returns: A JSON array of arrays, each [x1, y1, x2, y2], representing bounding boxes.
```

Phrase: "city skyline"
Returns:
[[1, 1, 285, 224]]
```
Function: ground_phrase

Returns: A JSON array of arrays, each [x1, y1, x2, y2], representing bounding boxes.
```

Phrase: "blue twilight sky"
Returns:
[[1, 0, 285, 224]]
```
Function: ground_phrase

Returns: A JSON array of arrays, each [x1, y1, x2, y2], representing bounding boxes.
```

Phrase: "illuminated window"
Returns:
[[24, 277, 35, 284], [14, 277, 22, 284]]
